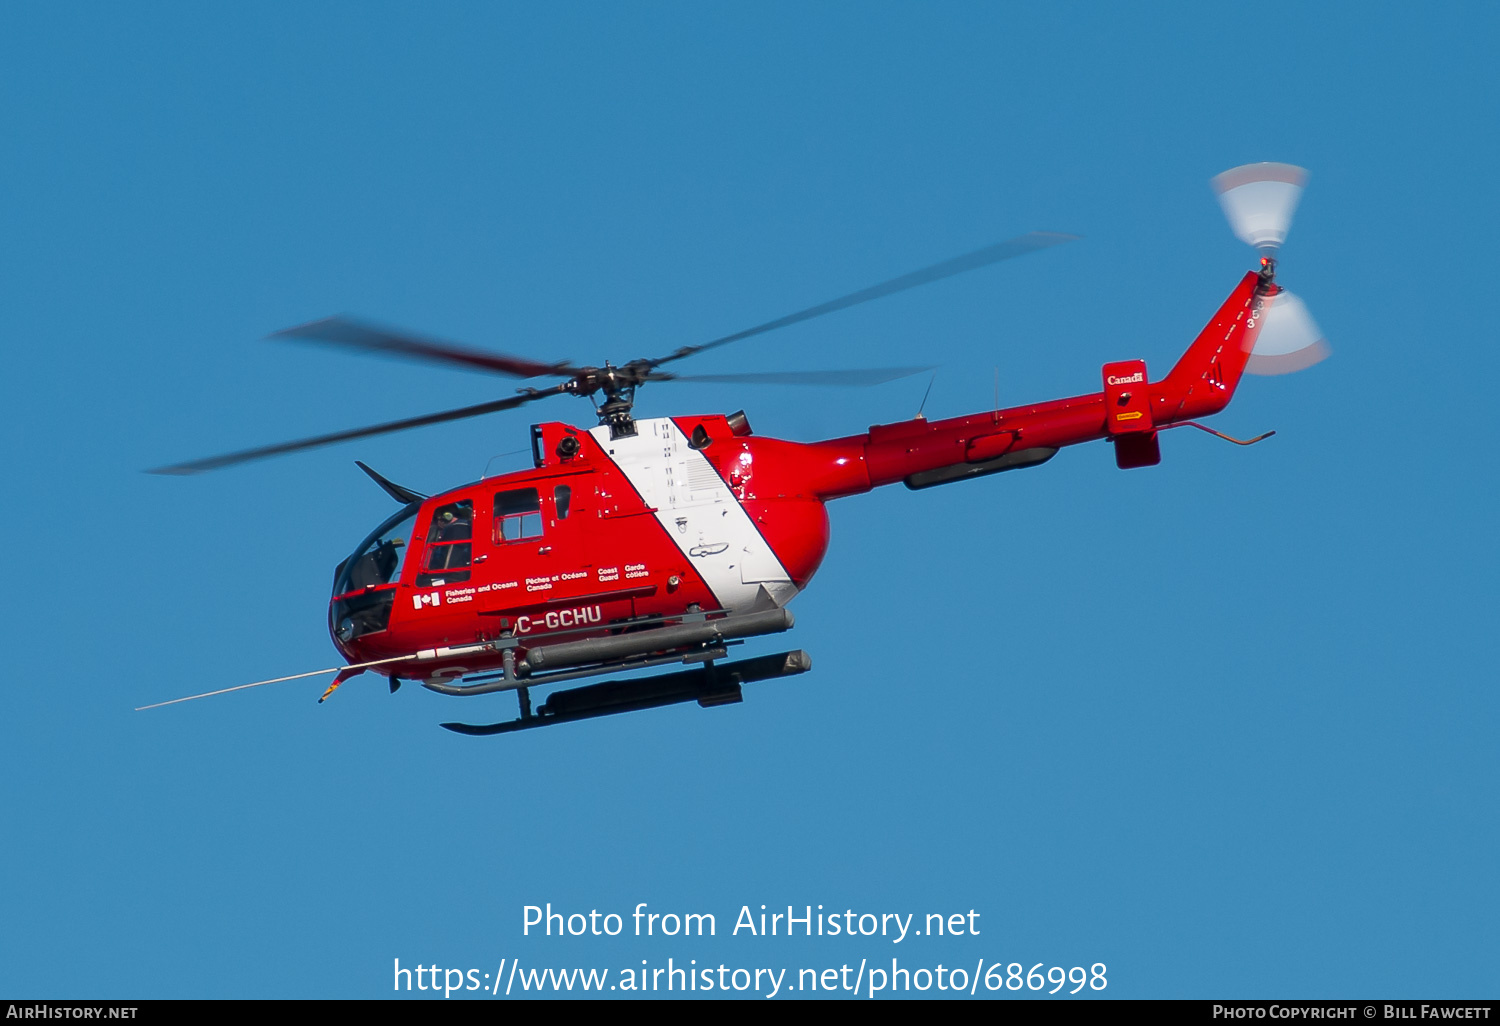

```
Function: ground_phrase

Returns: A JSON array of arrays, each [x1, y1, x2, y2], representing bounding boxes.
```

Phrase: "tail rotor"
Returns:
[[1212, 162, 1330, 375]]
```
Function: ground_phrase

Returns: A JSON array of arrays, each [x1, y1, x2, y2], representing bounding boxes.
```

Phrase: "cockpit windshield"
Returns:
[[330, 501, 421, 642], [334, 502, 420, 597]]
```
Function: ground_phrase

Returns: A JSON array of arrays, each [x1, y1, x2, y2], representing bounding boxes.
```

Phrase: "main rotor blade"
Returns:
[[651, 231, 1077, 368], [660, 366, 934, 386], [148, 387, 566, 475], [270, 316, 579, 379]]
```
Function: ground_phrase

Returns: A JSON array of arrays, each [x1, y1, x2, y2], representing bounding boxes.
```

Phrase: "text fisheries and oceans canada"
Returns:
[[523, 904, 982, 944]]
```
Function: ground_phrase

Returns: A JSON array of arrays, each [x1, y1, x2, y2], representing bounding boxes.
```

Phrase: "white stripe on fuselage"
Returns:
[[590, 419, 797, 614]]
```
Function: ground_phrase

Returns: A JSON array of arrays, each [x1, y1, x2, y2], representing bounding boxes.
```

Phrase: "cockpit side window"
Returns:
[[417, 500, 473, 586], [427, 501, 473, 542], [494, 488, 543, 542]]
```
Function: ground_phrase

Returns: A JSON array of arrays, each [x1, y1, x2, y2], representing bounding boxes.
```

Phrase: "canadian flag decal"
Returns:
[[413, 593, 441, 610]]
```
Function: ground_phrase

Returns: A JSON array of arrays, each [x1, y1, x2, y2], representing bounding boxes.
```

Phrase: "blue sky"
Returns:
[[1, 3, 1495, 999]]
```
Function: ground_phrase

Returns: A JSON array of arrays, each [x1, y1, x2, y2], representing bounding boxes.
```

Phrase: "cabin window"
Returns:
[[494, 487, 543, 542], [417, 500, 472, 586], [554, 484, 572, 520]]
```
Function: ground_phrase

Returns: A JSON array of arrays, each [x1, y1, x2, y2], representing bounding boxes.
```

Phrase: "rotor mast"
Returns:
[[555, 359, 657, 438]]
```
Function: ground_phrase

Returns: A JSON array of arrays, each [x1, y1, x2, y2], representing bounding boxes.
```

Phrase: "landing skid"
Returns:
[[440, 650, 812, 736]]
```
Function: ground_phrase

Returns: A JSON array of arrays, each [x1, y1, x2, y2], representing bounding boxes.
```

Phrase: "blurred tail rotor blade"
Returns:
[[1247, 289, 1330, 375], [1212, 163, 1307, 255]]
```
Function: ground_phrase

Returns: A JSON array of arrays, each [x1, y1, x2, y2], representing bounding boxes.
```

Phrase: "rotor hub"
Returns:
[[1256, 255, 1277, 292]]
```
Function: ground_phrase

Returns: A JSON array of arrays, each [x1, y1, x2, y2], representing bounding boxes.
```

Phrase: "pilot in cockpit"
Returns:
[[434, 505, 472, 542]]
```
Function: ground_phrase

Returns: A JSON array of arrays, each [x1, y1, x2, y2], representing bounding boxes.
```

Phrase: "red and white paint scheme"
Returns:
[[328, 264, 1281, 690], [143, 163, 1325, 729]]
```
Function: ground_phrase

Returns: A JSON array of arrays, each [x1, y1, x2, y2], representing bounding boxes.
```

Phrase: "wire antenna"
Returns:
[[482, 448, 531, 478], [915, 373, 936, 419]]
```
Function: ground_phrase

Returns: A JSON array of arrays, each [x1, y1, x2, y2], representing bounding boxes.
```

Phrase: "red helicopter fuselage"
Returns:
[[329, 269, 1272, 693]]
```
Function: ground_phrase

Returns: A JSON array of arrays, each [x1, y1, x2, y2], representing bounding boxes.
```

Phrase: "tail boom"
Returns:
[[805, 270, 1272, 496]]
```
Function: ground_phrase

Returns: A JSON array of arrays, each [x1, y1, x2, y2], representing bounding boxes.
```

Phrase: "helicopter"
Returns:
[[140, 163, 1327, 735]]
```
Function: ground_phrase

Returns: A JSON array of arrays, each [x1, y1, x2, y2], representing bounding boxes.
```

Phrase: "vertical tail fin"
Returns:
[[1158, 269, 1272, 424]]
